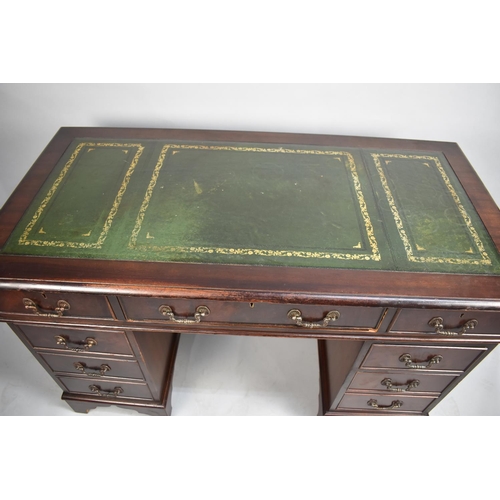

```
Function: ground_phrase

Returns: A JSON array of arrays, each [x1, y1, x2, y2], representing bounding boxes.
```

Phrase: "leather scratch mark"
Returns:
[[194, 180, 203, 195]]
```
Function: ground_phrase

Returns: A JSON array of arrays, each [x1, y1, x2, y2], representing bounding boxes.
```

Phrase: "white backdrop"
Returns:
[[0, 83, 499, 415]]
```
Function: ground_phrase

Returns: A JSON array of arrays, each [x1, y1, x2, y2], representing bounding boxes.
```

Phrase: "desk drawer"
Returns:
[[40, 352, 144, 379], [348, 370, 457, 394], [0, 289, 114, 320], [338, 393, 436, 413], [58, 376, 152, 400], [119, 296, 386, 331], [390, 309, 500, 336], [18, 325, 134, 356], [362, 344, 487, 371]]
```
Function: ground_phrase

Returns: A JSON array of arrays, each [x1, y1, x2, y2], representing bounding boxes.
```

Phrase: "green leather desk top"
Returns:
[[2, 138, 500, 274]]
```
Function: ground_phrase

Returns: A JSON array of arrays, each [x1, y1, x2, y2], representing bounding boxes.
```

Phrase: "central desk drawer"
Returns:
[[18, 325, 134, 356], [119, 296, 386, 331], [362, 344, 487, 372]]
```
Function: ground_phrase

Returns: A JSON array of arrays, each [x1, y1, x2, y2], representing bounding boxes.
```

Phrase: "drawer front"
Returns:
[[40, 352, 144, 380], [338, 393, 436, 413], [0, 289, 114, 320], [119, 296, 386, 331], [18, 325, 134, 356], [390, 309, 500, 336], [362, 344, 487, 372], [349, 370, 457, 394], [58, 376, 152, 400]]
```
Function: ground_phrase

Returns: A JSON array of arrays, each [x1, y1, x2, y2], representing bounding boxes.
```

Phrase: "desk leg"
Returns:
[[62, 395, 171, 416]]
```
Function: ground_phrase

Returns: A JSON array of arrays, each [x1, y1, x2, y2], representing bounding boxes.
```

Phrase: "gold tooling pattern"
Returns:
[[130, 144, 381, 261]]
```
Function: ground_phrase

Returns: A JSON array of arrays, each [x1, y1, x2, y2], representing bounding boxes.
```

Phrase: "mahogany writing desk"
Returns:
[[0, 127, 499, 415]]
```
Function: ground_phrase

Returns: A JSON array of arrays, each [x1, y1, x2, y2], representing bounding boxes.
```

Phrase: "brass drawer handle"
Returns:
[[74, 362, 111, 377], [89, 385, 123, 397], [367, 399, 403, 410], [428, 316, 478, 336], [399, 353, 443, 369], [23, 298, 70, 318], [54, 335, 97, 352], [158, 305, 210, 324], [381, 378, 420, 392], [287, 309, 340, 328]]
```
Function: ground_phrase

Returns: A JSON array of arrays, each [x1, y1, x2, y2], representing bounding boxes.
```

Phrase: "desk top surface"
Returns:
[[1, 128, 499, 305]]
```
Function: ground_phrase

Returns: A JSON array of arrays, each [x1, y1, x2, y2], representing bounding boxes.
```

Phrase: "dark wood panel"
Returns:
[[390, 309, 500, 335], [39, 352, 145, 379], [348, 370, 457, 394], [18, 324, 134, 356], [338, 392, 436, 413], [127, 331, 180, 401], [0, 289, 114, 319], [120, 296, 386, 330], [318, 339, 365, 414], [362, 344, 487, 371], [1, 259, 500, 309], [58, 376, 152, 400]]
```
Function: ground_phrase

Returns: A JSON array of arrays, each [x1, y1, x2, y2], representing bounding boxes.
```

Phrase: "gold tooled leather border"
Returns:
[[371, 153, 491, 265], [130, 144, 381, 261], [18, 142, 144, 249]]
